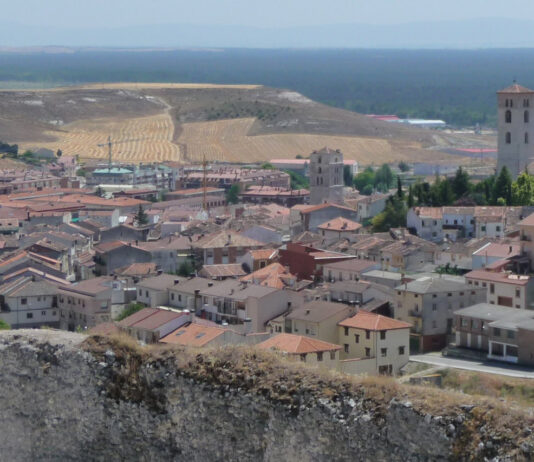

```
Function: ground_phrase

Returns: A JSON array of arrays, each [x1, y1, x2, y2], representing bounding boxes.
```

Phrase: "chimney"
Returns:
[[135, 239, 138, 246], [208, 282, 213, 287], [157, 269, 163, 275], [174, 279, 180, 285], [243, 317, 252, 335]]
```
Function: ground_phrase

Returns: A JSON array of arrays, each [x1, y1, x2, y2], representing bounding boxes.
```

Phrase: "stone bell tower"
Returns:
[[497, 83, 534, 178]]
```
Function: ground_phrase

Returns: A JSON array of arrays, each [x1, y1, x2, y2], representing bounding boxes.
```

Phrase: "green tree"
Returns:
[[95, 186, 105, 197], [398, 161, 410, 172], [56, 149, 62, 158], [493, 166, 513, 205], [116, 303, 144, 321], [261, 162, 274, 169], [0, 319, 10, 330], [374, 164, 394, 191], [177, 260, 195, 277], [452, 167, 470, 198], [284, 170, 309, 190], [353, 167, 375, 194], [438, 179, 455, 205], [397, 176, 403, 199], [76, 168, 86, 177], [372, 196, 407, 232], [295, 154, 303, 159], [511, 170, 534, 206], [226, 184, 240, 204], [343, 165, 353, 187], [407, 185, 414, 208], [134, 204, 149, 226]]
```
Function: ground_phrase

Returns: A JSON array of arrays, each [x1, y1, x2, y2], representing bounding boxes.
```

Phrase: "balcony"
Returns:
[[409, 310, 422, 318]]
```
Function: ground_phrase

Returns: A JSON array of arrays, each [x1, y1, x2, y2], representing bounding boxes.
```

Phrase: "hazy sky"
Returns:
[[5, 0, 534, 28]]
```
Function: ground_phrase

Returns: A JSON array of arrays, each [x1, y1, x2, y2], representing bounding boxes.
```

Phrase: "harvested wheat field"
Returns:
[[4, 83, 488, 166], [177, 117, 467, 164], [20, 112, 182, 163]]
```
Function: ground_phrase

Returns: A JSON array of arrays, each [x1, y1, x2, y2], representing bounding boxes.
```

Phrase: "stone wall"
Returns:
[[0, 330, 532, 461]]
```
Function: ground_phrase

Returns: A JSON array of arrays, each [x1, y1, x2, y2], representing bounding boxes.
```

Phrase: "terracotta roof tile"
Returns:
[[257, 333, 341, 354], [160, 322, 226, 346], [339, 311, 411, 330], [317, 216, 362, 232]]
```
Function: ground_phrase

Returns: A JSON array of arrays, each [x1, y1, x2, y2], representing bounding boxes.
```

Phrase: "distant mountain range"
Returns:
[[2, 18, 534, 49]]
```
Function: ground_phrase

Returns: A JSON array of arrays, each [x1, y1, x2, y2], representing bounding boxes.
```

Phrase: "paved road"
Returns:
[[410, 354, 534, 379]]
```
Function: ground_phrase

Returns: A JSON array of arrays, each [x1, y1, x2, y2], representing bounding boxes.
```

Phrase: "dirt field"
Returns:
[[177, 117, 468, 164], [20, 112, 182, 163], [2, 83, 494, 166]]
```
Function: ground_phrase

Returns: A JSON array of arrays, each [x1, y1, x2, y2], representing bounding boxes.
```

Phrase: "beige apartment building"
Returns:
[[338, 311, 411, 375], [268, 300, 353, 344], [394, 276, 486, 352], [258, 333, 341, 371], [465, 270, 534, 310], [519, 212, 534, 269]]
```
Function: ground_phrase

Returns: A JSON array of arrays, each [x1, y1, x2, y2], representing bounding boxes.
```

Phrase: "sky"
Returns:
[[5, 0, 534, 28]]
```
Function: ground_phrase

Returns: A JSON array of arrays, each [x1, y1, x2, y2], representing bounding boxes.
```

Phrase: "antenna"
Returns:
[[96, 136, 148, 170], [202, 154, 208, 213]]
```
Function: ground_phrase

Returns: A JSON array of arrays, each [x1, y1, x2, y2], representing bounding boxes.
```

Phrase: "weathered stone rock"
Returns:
[[0, 330, 531, 462]]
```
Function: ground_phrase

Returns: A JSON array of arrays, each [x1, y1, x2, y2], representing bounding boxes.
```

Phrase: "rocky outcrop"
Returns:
[[0, 330, 532, 461]]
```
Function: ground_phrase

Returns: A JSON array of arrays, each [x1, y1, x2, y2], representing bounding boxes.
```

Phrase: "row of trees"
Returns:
[[353, 164, 396, 195], [408, 166, 531, 208], [371, 166, 534, 232]]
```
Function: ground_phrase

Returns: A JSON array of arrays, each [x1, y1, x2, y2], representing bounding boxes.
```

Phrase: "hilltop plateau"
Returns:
[[0, 83, 494, 165]]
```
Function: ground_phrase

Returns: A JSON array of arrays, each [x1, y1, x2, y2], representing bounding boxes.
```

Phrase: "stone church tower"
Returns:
[[309, 147, 344, 205], [497, 83, 534, 178]]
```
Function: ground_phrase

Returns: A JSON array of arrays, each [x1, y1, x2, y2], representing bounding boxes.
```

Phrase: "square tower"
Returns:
[[309, 147, 344, 205], [497, 83, 534, 178]]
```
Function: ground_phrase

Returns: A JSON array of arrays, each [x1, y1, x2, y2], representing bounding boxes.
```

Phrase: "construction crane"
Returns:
[[97, 136, 147, 170], [202, 154, 208, 212]]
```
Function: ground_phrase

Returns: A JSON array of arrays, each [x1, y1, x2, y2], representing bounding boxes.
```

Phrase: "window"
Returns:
[[461, 318, 468, 327], [432, 303, 437, 311], [344, 344, 349, 354], [516, 289, 521, 298], [330, 351, 336, 360], [316, 352, 323, 362], [381, 348, 387, 357], [365, 347, 371, 357], [41, 311, 46, 316], [365, 330, 370, 339], [432, 294, 437, 298], [380, 331, 386, 340], [496, 226, 501, 232], [355, 334, 360, 343], [26, 313, 33, 319], [145, 290, 149, 297], [21, 298, 27, 305], [399, 346, 405, 355], [300, 354, 306, 362], [506, 132, 511, 144], [481, 225, 486, 232], [490, 284, 495, 294], [525, 110, 530, 123], [493, 327, 501, 336], [178, 294, 182, 302], [447, 293, 452, 297], [344, 326, 349, 336], [432, 320, 437, 328], [505, 110, 512, 123], [171, 293, 175, 300], [526, 133, 530, 144], [507, 330, 515, 339]]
